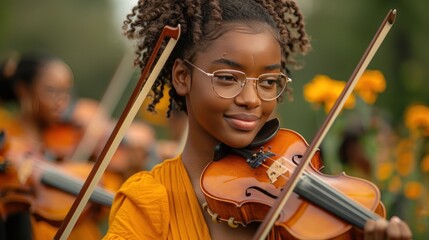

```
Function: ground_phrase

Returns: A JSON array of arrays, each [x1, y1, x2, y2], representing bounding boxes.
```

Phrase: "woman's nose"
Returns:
[[234, 80, 261, 108]]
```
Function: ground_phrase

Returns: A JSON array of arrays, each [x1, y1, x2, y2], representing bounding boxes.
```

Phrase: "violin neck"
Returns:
[[294, 174, 380, 229], [41, 168, 114, 206]]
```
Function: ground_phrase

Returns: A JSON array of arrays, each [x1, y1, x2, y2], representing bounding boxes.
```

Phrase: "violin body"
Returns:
[[201, 128, 385, 239], [0, 130, 116, 239], [30, 162, 110, 227], [1, 131, 35, 218], [42, 122, 83, 161]]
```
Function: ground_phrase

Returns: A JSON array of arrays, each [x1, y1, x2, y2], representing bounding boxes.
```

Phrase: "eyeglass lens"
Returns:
[[211, 70, 288, 101]]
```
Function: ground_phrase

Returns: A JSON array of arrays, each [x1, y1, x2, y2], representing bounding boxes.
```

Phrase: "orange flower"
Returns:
[[376, 162, 393, 181], [303, 75, 332, 104], [388, 175, 402, 193], [396, 139, 414, 153], [355, 70, 386, 104], [396, 151, 415, 177], [304, 75, 355, 113], [404, 104, 429, 135], [404, 181, 423, 199]]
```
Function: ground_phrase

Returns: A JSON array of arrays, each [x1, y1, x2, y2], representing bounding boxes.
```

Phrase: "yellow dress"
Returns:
[[104, 156, 211, 240]]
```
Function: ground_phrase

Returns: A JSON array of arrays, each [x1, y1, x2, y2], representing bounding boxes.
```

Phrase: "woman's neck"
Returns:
[[18, 114, 44, 147], [180, 120, 221, 209], [181, 130, 260, 240], [181, 135, 217, 183]]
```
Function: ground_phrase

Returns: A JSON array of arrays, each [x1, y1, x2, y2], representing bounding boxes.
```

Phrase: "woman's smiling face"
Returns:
[[177, 23, 283, 149]]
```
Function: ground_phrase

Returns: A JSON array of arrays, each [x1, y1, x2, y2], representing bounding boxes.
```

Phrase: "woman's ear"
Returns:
[[15, 81, 30, 101], [16, 81, 38, 116], [172, 59, 191, 96]]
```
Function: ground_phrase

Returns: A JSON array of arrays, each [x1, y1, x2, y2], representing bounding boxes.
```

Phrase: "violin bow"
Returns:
[[70, 49, 136, 162], [253, 9, 396, 240], [54, 25, 181, 240]]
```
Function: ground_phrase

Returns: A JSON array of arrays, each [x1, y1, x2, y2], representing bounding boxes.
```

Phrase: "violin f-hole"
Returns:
[[292, 154, 303, 165], [245, 186, 279, 200]]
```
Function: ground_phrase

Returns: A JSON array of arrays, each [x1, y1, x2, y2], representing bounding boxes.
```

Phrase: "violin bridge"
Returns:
[[17, 153, 33, 184], [266, 158, 288, 183]]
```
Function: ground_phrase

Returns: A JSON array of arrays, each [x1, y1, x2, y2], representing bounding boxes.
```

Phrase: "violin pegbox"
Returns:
[[213, 143, 275, 169]]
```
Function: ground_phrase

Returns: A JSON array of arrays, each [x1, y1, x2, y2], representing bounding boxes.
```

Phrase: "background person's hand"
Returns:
[[364, 216, 412, 240]]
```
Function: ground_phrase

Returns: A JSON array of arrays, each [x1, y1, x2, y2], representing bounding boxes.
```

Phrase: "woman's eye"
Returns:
[[259, 77, 278, 88], [46, 88, 56, 94], [214, 74, 238, 82]]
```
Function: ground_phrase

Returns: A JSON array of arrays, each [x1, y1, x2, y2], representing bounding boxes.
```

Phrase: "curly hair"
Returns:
[[123, 0, 311, 117]]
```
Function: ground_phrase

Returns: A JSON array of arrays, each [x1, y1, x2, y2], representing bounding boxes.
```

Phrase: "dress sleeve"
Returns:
[[103, 172, 169, 240]]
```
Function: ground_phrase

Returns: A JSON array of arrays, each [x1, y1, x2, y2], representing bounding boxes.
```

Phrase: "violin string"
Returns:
[[12, 151, 113, 206], [257, 154, 380, 226]]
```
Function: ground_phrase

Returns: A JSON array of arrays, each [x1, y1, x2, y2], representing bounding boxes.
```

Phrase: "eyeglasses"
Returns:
[[42, 86, 72, 101], [184, 60, 291, 101]]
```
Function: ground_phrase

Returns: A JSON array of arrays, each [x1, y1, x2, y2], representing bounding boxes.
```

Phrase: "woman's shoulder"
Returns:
[[106, 160, 181, 239], [111, 156, 182, 211], [106, 174, 169, 239], [121, 155, 181, 187], [149, 155, 182, 176], [116, 169, 168, 205]]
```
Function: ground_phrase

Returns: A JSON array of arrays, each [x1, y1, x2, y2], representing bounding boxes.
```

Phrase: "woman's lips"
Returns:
[[224, 114, 259, 131]]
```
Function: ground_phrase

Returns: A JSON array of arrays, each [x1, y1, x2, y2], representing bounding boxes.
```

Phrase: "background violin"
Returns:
[[1, 130, 34, 224], [0, 130, 114, 238], [42, 122, 83, 162], [201, 119, 386, 239]]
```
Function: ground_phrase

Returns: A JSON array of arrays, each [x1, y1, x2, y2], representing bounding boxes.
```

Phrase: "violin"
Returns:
[[0, 131, 114, 227], [201, 119, 385, 239], [42, 122, 83, 161], [0, 130, 34, 220]]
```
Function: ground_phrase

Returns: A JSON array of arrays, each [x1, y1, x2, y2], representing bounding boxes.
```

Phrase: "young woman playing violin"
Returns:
[[104, 0, 412, 239]]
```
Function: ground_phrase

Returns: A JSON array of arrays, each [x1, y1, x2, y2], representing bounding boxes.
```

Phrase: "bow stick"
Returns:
[[253, 9, 396, 240], [71, 50, 136, 162], [54, 25, 181, 240]]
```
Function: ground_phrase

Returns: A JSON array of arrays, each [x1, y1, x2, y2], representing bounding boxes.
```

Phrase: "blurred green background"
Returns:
[[1, 0, 428, 238]]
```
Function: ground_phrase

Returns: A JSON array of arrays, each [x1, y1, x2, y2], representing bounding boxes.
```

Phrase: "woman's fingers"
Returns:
[[365, 219, 388, 240], [365, 217, 412, 240], [386, 216, 412, 240]]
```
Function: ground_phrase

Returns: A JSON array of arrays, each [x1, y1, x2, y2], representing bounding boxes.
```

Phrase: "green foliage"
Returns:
[[0, 0, 127, 102], [282, 0, 429, 139]]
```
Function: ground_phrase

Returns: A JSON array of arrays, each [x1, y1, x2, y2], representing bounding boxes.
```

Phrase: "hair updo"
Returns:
[[123, 0, 310, 117], [0, 52, 59, 102]]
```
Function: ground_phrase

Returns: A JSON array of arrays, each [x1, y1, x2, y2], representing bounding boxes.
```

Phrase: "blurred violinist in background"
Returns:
[[0, 51, 110, 240], [0, 51, 75, 239], [66, 97, 111, 162], [67, 97, 160, 184], [0, 51, 79, 161]]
